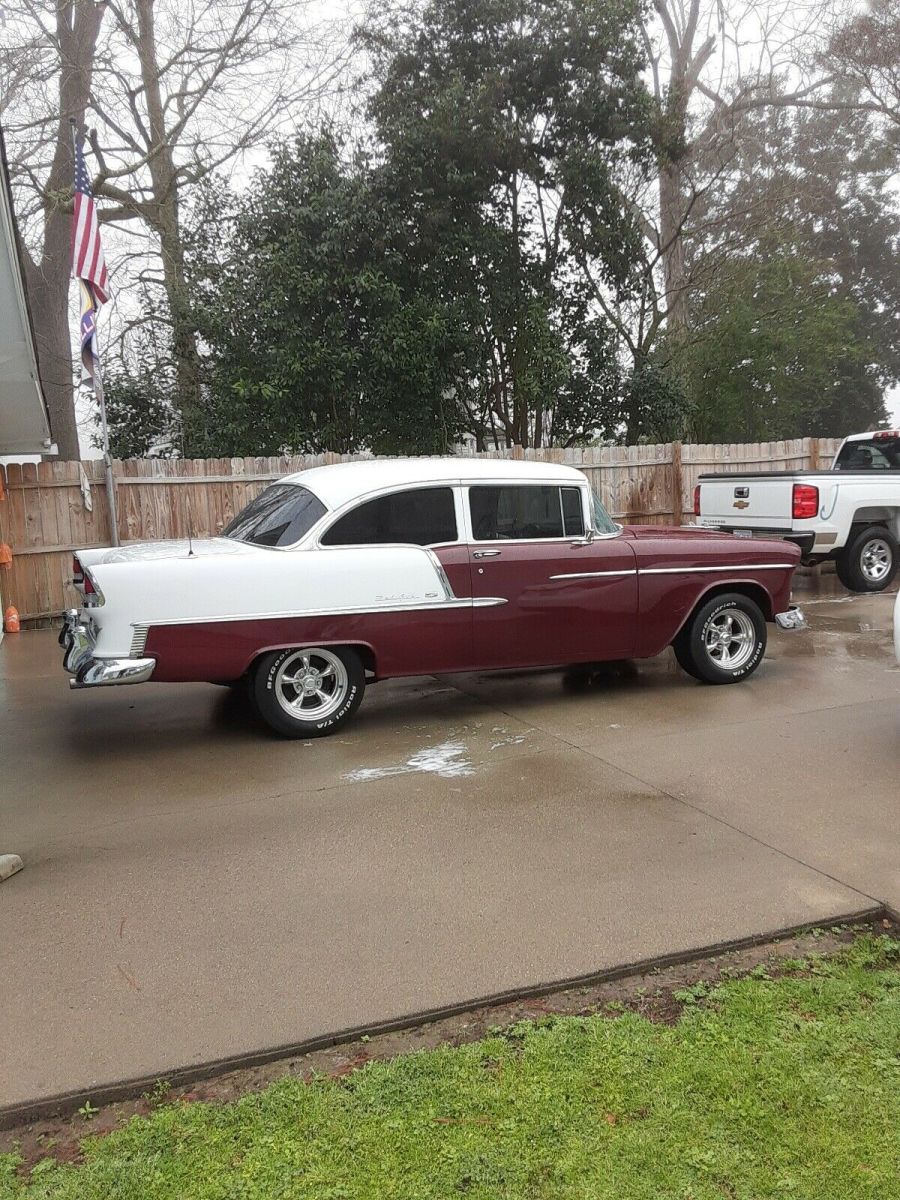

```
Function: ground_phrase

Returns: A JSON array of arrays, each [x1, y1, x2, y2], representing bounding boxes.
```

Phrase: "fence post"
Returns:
[[808, 437, 820, 471], [671, 441, 684, 526]]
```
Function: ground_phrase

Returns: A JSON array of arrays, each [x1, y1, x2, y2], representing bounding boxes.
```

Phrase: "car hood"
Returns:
[[77, 537, 265, 566]]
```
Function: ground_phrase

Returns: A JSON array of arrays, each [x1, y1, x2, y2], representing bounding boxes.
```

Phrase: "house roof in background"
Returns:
[[0, 121, 54, 456]]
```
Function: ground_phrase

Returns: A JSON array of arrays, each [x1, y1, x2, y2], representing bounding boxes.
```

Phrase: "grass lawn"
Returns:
[[2, 935, 898, 1200]]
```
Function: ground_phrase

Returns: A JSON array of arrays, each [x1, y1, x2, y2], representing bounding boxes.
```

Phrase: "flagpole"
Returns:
[[92, 338, 120, 549], [70, 120, 119, 546]]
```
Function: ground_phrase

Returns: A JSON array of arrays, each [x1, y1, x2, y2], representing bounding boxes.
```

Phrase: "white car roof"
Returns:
[[281, 456, 587, 510]]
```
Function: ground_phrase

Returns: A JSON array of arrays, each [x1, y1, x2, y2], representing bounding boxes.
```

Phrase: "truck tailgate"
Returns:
[[697, 476, 795, 530]]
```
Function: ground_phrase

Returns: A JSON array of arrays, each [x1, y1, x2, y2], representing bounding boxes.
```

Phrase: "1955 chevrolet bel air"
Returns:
[[61, 458, 807, 737]]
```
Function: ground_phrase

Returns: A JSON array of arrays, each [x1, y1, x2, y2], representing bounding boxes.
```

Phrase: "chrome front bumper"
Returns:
[[60, 609, 155, 689], [774, 605, 808, 632]]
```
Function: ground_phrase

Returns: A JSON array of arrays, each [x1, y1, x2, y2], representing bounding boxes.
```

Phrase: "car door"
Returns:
[[465, 482, 638, 669], [319, 484, 475, 674]]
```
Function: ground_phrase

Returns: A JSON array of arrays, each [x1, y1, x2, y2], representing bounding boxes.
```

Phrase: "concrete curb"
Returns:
[[0, 902, 890, 1131]]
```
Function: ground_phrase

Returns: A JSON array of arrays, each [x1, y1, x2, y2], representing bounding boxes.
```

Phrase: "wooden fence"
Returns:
[[0, 438, 840, 622]]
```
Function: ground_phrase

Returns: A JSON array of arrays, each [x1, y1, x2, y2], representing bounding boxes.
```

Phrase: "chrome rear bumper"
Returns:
[[60, 608, 155, 688], [774, 605, 808, 631]]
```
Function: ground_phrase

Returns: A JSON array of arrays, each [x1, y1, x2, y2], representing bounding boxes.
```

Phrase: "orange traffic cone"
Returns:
[[3, 606, 20, 633]]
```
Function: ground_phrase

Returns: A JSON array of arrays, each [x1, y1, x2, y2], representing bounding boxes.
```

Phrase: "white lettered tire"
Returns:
[[250, 646, 365, 737], [673, 593, 767, 685]]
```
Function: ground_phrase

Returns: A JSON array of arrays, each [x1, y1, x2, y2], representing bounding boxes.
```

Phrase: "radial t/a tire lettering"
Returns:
[[673, 593, 767, 685], [249, 645, 365, 737]]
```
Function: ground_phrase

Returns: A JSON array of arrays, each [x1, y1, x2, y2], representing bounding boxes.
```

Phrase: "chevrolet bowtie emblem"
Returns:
[[733, 499, 750, 510]]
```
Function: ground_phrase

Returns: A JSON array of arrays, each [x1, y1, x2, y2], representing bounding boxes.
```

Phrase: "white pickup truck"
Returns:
[[695, 431, 900, 592]]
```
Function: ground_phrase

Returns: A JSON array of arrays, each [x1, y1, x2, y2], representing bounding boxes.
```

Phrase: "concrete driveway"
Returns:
[[1, 580, 898, 1115]]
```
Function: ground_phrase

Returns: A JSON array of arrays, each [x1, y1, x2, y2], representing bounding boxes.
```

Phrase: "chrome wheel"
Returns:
[[860, 538, 892, 583], [703, 608, 757, 671], [274, 648, 349, 720]]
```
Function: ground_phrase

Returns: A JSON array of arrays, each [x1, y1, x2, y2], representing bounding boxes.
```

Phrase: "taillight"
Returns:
[[72, 555, 84, 584], [693, 484, 701, 517], [82, 573, 96, 595], [792, 483, 819, 520]]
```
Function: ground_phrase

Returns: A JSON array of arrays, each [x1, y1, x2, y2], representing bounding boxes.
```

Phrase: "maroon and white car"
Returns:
[[61, 458, 806, 737]]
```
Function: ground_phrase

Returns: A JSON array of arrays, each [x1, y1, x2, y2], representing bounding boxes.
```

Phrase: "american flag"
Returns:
[[71, 131, 108, 388]]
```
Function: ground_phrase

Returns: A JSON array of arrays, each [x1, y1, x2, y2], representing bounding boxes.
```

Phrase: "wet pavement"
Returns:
[[1, 577, 898, 1113]]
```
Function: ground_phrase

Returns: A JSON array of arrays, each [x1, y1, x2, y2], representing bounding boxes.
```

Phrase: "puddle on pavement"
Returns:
[[779, 576, 898, 663], [343, 740, 476, 782], [343, 726, 533, 783]]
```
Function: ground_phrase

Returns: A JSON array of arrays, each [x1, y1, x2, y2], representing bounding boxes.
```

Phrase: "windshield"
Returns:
[[591, 490, 619, 534], [834, 437, 900, 471], [223, 484, 327, 547]]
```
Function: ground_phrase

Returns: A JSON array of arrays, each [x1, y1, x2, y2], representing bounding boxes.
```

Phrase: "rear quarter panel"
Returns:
[[629, 527, 800, 657]]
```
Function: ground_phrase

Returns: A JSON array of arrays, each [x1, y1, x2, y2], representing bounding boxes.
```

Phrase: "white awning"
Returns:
[[0, 126, 54, 455]]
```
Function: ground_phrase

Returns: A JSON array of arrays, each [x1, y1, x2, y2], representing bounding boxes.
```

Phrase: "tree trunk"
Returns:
[[658, 158, 689, 341], [28, 0, 106, 459], [135, 0, 204, 452]]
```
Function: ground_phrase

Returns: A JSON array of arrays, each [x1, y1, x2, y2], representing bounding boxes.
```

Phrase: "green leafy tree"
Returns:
[[190, 137, 469, 456], [680, 92, 898, 440], [364, 0, 654, 448]]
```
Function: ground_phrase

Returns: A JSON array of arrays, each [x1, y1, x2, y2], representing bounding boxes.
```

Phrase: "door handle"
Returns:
[[473, 550, 501, 559]]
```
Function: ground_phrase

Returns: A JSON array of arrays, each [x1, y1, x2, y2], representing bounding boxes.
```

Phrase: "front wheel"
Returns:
[[250, 646, 365, 737], [673, 593, 767, 685], [835, 526, 898, 592]]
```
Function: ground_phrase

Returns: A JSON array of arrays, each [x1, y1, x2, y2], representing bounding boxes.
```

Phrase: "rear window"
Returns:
[[834, 438, 900, 470], [223, 484, 327, 547]]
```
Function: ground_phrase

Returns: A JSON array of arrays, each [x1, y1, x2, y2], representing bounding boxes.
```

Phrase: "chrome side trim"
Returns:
[[134, 596, 508, 629], [423, 548, 454, 600], [70, 657, 156, 689], [130, 624, 150, 657], [550, 569, 637, 580], [640, 563, 796, 575]]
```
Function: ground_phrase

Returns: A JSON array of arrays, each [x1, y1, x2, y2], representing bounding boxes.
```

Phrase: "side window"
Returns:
[[321, 487, 457, 547], [469, 485, 574, 540], [561, 487, 585, 536]]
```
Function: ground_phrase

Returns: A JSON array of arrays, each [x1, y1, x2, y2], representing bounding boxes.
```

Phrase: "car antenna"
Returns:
[[186, 503, 195, 557]]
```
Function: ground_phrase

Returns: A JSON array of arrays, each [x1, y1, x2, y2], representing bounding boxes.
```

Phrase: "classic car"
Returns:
[[61, 458, 807, 737]]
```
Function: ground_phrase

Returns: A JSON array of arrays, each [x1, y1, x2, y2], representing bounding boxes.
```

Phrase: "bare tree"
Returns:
[[628, 0, 841, 350], [2, 1, 106, 458], [3, 0, 347, 455], [822, 0, 900, 128]]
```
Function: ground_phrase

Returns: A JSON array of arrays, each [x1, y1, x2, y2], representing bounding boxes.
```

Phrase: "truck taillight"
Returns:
[[72, 555, 84, 584], [693, 484, 701, 516], [792, 483, 819, 520]]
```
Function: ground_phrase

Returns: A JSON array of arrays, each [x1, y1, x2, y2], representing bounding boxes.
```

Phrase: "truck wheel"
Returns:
[[250, 646, 365, 737], [673, 593, 767, 685], [835, 526, 898, 592]]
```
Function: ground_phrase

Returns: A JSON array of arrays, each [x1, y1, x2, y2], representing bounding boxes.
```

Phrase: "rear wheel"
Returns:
[[835, 525, 898, 592], [673, 593, 767, 685], [250, 646, 365, 737]]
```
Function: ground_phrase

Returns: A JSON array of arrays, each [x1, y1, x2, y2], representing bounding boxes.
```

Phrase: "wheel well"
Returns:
[[849, 510, 900, 540], [693, 582, 774, 623], [246, 642, 378, 680]]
